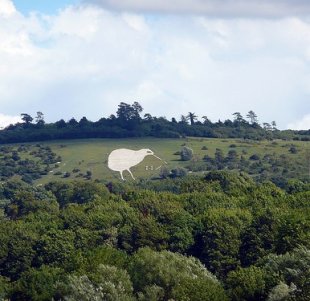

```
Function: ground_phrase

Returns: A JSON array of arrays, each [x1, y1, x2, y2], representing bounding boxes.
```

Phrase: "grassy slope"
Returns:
[[26, 137, 309, 183]]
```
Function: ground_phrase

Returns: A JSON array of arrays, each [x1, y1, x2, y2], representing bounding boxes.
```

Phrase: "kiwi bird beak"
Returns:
[[152, 154, 167, 164]]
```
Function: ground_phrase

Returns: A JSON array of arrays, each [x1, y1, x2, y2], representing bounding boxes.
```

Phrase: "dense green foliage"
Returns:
[[0, 171, 309, 300], [1, 103, 309, 144]]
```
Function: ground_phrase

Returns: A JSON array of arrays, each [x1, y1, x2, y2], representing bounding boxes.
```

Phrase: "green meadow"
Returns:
[[23, 137, 309, 183]]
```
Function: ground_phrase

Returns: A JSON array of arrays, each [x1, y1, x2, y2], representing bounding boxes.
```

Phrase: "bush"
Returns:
[[180, 146, 193, 161], [63, 172, 71, 178], [171, 167, 188, 178], [250, 154, 260, 160], [159, 167, 170, 179], [289, 145, 298, 154]]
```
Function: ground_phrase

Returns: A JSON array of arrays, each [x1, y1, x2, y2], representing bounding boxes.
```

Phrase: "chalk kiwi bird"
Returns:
[[108, 148, 166, 180]]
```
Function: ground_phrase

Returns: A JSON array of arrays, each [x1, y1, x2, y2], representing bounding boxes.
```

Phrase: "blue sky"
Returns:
[[13, 0, 79, 14], [0, 0, 310, 129]]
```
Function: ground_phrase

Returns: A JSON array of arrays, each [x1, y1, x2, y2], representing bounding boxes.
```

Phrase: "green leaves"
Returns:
[[226, 266, 267, 301], [129, 248, 226, 301]]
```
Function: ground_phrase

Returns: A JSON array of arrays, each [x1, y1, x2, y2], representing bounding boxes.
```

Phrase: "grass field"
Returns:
[[21, 137, 309, 183]]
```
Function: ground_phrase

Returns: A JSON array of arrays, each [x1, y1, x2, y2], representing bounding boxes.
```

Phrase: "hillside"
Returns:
[[0, 137, 309, 186]]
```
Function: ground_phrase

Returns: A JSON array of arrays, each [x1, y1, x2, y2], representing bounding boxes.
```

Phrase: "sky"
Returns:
[[0, 0, 310, 129]]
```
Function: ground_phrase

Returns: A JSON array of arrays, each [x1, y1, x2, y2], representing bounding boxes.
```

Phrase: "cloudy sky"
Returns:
[[0, 0, 310, 129]]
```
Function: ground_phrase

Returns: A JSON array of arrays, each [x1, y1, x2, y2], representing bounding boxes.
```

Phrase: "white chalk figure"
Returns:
[[108, 148, 166, 180]]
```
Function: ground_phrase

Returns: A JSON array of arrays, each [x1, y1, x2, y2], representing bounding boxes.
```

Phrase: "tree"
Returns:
[[202, 115, 212, 125], [62, 264, 134, 301], [226, 150, 239, 169], [226, 266, 267, 301], [0, 276, 10, 300], [179, 115, 188, 124], [68, 118, 78, 126], [199, 208, 252, 278], [233, 112, 245, 123], [129, 248, 227, 301], [240, 209, 278, 266], [215, 148, 224, 164], [20, 113, 33, 125], [132, 101, 143, 115], [55, 119, 67, 128], [14, 266, 64, 301], [271, 121, 277, 131], [267, 282, 296, 301], [116, 102, 143, 122], [258, 247, 310, 301], [186, 112, 198, 125], [263, 123, 272, 131], [159, 166, 170, 179], [34, 229, 75, 268], [143, 113, 153, 121], [79, 117, 91, 127], [170, 167, 188, 178], [246, 111, 258, 125], [35, 111, 45, 126]]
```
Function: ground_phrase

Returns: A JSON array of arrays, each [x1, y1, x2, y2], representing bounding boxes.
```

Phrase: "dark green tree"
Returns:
[[226, 266, 267, 301], [246, 110, 258, 125], [20, 113, 33, 125], [186, 112, 198, 125], [35, 111, 45, 126], [233, 112, 245, 123]]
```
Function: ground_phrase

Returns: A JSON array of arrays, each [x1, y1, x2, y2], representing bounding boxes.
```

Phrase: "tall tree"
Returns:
[[20, 113, 33, 125], [144, 113, 153, 121], [116, 102, 143, 122], [132, 101, 143, 115], [246, 111, 258, 125], [68, 118, 78, 126], [186, 112, 198, 125], [263, 122, 272, 131], [271, 121, 277, 131], [202, 116, 212, 125], [232, 112, 245, 123], [180, 115, 188, 124], [35, 112, 45, 125]]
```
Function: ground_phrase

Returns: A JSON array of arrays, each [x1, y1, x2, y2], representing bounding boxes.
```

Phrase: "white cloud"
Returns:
[[0, 1, 309, 128], [287, 114, 310, 130], [0, 0, 16, 17], [0, 113, 21, 129], [88, 0, 310, 17]]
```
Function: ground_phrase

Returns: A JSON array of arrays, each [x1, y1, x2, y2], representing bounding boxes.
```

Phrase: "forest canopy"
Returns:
[[0, 172, 309, 300]]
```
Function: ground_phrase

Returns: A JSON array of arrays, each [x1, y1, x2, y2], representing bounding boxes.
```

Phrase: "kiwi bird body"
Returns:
[[108, 148, 165, 180]]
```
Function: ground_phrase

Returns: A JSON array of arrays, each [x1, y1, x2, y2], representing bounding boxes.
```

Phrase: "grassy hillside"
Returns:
[[1, 137, 309, 184]]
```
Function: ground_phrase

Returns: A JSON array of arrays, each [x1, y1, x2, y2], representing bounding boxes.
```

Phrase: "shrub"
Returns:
[[250, 154, 260, 160], [159, 167, 170, 179], [289, 145, 298, 154], [171, 167, 188, 178], [180, 146, 193, 161]]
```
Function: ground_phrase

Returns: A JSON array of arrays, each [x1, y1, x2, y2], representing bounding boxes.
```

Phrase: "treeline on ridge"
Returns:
[[1, 102, 309, 143]]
